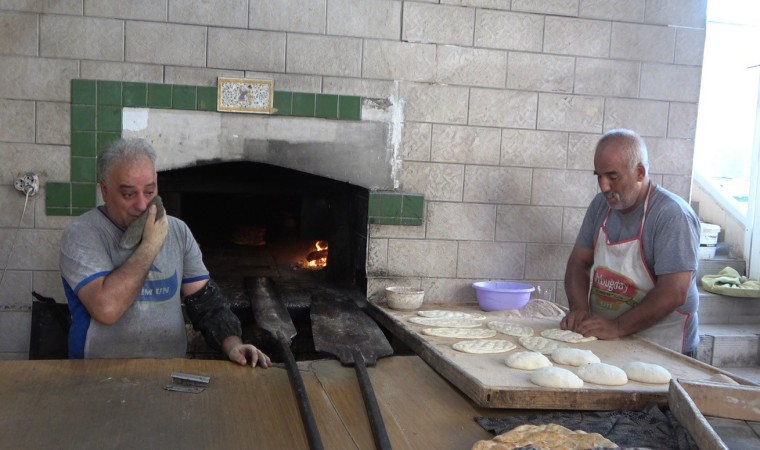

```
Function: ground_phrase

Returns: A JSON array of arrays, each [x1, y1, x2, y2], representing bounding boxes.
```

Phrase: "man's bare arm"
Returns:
[[77, 206, 168, 324], [561, 245, 595, 331]]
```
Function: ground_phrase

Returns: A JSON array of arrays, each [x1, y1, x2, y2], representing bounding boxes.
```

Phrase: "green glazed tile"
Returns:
[[97, 105, 122, 132], [71, 105, 97, 131], [369, 216, 401, 225], [97, 132, 122, 152], [173, 85, 196, 110], [399, 217, 424, 226], [368, 192, 402, 218], [46, 182, 71, 208], [148, 83, 172, 108], [72, 183, 97, 208], [273, 91, 292, 116], [71, 80, 96, 105], [402, 194, 424, 220], [196, 86, 217, 111], [71, 207, 91, 216], [338, 95, 361, 120], [47, 206, 73, 216], [122, 82, 148, 107], [292, 92, 316, 117], [70, 157, 98, 182], [316, 94, 339, 119], [71, 131, 98, 157], [97, 80, 122, 106]]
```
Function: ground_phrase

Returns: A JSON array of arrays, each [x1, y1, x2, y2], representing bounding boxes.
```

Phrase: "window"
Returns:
[[694, 1, 760, 222]]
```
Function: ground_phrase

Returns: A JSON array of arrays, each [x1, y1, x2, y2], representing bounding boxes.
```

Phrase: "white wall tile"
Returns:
[[327, 0, 401, 39], [537, 93, 604, 133], [469, 88, 538, 128], [463, 166, 533, 204], [640, 63, 702, 102], [544, 16, 610, 57], [610, 22, 675, 63], [457, 241, 527, 278], [0, 11, 38, 56], [125, 21, 206, 67], [579, 0, 645, 22], [249, 0, 326, 33], [402, 2, 474, 46], [208, 28, 286, 72], [426, 202, 496, 240], [287, 34, 362, 77], [474, 10, 544, 52], [0, 99, 35, 143], [432, 125, 500, 165], [507, 52, 575, 93], [399, 161, 464, 202], [500, 129, 568, 169], [437, 46, 507, 88], [169, 0, 247, 28]]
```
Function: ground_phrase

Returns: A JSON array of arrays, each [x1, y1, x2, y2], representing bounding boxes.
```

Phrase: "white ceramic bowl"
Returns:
[[385, 286, 424, 310]]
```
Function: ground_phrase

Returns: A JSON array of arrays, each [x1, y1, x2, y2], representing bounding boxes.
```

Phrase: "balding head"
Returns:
[[595, 129, 649, 174]]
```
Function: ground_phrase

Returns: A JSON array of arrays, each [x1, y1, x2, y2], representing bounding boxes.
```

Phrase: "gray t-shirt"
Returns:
[[60, 207, 209, 359], [576, 184, 701, 352]]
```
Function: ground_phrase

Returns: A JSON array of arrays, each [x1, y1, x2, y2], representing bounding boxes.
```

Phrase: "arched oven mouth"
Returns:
[[159, 161, 392, 361]]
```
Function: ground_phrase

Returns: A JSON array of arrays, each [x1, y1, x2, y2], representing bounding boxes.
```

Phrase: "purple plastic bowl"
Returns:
[[472, 281, 535, 311]]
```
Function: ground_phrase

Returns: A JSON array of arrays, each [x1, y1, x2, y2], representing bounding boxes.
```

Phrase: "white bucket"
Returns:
[[700, 223, 720, 246], [698, 245, 716, 260]]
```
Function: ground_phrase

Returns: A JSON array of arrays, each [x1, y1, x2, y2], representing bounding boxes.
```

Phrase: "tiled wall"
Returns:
[[0, 0, 707, 359], [47, 79, 364, 216]]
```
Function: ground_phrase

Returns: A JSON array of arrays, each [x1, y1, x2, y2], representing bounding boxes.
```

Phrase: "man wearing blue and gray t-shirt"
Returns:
[[59, 138, 270, 368]]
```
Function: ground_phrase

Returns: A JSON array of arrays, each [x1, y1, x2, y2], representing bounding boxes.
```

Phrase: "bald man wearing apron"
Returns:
[[561, 130, 701, 355]]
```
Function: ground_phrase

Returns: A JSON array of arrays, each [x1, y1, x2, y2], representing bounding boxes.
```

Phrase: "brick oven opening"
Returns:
[[157, 161, 371, 360]]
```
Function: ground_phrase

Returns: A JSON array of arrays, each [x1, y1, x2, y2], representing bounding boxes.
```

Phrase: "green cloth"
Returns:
[[701, 266, 760, 298]]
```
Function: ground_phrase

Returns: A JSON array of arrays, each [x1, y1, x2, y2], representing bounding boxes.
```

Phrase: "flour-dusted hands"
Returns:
[[228, 343, 272, 368]]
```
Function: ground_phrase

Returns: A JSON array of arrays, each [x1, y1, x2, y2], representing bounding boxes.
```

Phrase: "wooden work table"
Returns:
[[0, 356, 515, 450]]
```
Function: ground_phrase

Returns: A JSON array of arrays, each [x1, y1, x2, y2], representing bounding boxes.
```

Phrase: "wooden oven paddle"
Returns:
[[246, 277, 324, 450], [310, 294, 394, 450]]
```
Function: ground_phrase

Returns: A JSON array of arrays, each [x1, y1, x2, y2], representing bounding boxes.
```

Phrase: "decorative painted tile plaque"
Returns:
[[217, 77, 274, 113]]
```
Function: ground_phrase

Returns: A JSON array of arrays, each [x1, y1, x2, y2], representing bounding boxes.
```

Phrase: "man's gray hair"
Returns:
[[97, 138, 158, 181], [596, 129, 649, 173]]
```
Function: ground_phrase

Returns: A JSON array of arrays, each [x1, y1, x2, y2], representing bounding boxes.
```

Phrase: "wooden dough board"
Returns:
[[370, 301, 755, 410]]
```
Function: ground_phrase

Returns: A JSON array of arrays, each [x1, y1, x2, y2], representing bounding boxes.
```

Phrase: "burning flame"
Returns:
[[306, 240, 328, 268]]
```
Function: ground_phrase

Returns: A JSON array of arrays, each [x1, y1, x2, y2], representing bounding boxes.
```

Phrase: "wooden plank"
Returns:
[[312, 355, 517, 450], [369, 302, 753, 410], [678, 379, 760, 421], [0, 359, 357, 450], [668, 380, 728, 450]]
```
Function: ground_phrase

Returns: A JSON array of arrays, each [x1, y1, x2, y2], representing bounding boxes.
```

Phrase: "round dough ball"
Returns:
[[622, 361, 672, 384], [529, 367, 584, 389], [577, 363, 628, 386], [505, 351, 553, 370], [550, 348, 601, 366]]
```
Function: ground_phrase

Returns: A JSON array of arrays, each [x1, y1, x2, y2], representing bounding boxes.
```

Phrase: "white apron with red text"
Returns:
[[589, 186, 689, 353]]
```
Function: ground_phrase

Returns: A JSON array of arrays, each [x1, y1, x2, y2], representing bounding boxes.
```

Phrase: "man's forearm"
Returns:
[[564, 264, 591, 311]]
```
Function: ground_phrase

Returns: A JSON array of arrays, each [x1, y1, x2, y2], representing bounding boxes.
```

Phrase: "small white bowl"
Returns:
[[385, 286, 424, 310]]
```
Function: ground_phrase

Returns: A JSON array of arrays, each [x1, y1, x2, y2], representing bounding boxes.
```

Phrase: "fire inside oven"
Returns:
[[158, 161, 367, 285], [157, 161, 371, 360]]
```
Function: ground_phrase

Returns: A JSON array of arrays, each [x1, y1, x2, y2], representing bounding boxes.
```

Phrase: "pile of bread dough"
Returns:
[[471, 423, 618, 450], [406, 310, 673, 387]]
